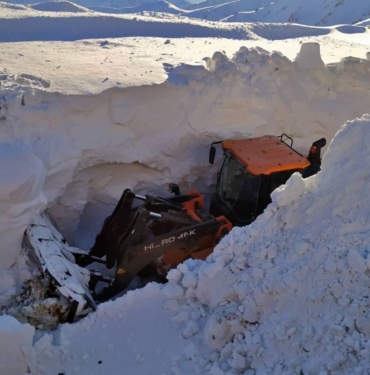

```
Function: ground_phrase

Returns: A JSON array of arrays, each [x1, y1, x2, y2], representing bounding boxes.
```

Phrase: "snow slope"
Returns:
[[162, 114, 370, 374], [179, 0, 370, 25], [89, 1, 184, 15], [8, 0, 192, 10], [3, 114, 370, 375], [0, 5, 255, 42], [185, 0, 272, 22], [355, 17, 370, 27], [4, 0, 370, 24], [221, 0, 370, 25], [29, 0, 89, 12], [161, 114, 370, 374]]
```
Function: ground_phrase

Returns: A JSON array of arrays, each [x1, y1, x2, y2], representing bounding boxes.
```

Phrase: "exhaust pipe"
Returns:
[[307, 138, 326, 166]]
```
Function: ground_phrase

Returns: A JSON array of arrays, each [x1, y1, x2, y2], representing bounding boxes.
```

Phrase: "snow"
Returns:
[[5, 0, 370, 25], [2, 1, 370, 374], [0, 5, 370, 307], [183, 0, 370, 25], [0, 315, 35, 375], [89, 1, 184, 15], [8, 0, 191, 9], [270, 172, 306, 207], [0, 143, 46, 271], [29, 0, 89, 12], [10, 117, 370, 373], [153, 115, 370, 374]]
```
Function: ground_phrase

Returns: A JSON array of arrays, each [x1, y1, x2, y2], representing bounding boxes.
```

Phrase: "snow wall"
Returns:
[[1, 42, 370, 305], [3, 113, 370, 375]]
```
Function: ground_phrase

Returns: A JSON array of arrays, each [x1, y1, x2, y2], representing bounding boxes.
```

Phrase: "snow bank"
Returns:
[[162, 114, 370, 374], [4, 114, 370, 375], [2, 43, 370, 306]]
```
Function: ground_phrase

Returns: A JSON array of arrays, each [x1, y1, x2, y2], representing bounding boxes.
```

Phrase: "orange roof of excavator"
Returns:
[[222, 135, 310, 176]]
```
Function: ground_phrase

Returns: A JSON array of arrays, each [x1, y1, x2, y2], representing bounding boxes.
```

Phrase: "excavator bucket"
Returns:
[[25, 188, 232, 322]]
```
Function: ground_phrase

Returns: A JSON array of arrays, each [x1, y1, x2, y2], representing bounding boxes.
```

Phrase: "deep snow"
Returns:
[[2, 41, 370, 307], [3, 114, 370, 375], [2, 1, 370, 375], [1, 2, 370, 309]]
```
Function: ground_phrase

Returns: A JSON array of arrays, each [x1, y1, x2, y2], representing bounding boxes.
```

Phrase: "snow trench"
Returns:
[[3, 101, 370, 375], [1, 42, 370, 308]]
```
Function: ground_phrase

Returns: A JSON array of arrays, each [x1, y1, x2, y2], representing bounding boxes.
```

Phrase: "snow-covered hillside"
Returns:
[[184, 0, 370, 25], [29, 0, 87, 11], [185, 0, 272, 22], [7, 0, 192, 10], [5, 0, 370, 25], [221, 0, 370, 25], [0, 2, 252, 42], [89, 0, 184, 15]]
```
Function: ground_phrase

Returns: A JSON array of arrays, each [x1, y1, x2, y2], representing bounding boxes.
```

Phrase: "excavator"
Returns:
[[25, 134, 326, 322]]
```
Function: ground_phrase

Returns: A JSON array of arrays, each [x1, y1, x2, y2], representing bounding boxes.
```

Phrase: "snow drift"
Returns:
[[2, 43, 370, 308], [3, 113, 370, 375]]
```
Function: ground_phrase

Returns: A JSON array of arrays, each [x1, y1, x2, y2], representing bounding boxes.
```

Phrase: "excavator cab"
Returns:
[[209, 134, 326, 226]]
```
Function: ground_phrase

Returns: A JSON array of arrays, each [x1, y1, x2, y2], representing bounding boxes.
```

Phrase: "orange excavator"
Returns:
[[26, 134, 326, 321]]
